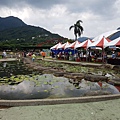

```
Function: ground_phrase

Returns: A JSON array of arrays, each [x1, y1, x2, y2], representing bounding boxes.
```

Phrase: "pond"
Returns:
[[0, 61, 119, 100]]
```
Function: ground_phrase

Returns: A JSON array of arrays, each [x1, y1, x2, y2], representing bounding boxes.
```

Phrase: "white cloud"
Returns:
[[0, 0, 120, 39]]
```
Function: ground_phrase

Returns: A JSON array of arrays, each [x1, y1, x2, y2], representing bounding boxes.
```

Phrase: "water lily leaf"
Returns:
[[10, 76, 15, 79], [44, 82, 48, 85], [54, 86, 59, 88], [44, 90, 48, 92]]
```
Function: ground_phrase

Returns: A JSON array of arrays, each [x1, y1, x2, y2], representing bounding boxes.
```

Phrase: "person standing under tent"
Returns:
[[112, 51, 116, 59]]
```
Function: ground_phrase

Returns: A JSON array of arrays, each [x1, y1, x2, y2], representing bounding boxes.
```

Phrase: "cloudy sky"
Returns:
[[0, 0, 120, 39]]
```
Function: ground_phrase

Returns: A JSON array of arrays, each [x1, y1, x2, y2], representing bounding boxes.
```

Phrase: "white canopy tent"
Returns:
[[50, 42, 62, 50], [106, 37, 120, 47], [87, 36, 111, 63], [57, 41, 70, 49], [88, 36, 111, 48], [65, 41, 80, 49], [92, 29, 120, 42], [75, 39, 93, 49]]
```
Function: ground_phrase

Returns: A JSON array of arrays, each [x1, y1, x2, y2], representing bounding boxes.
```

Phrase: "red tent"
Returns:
[[88, 36, 111, 63], [57, 41, 70, 49], [88, 36, 111, 48], [106, 37, 120, 47], [75, 39, 93, 49], [50, 42, 62, 50], [66, 41, 80, 49]]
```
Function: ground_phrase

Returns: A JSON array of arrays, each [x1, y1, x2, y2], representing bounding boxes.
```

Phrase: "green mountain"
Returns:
[[0, 16, 65, 49], [0, 16, 27, 31]]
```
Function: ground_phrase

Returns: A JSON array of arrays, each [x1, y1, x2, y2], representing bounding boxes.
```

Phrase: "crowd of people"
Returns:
[[1, 48, 120, 64], [22, 50, 46, 62], [50, 49, 120, 63], [1, 50, 47, 62]]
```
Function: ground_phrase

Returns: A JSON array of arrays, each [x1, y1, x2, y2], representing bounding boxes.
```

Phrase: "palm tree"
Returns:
[[69, 20, 84, 40]]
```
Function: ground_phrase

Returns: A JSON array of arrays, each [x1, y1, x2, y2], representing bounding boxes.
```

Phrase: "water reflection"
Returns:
[[0, 61, 37, 78], [0, 74, 119, 100], [3, 62, 7, 68]]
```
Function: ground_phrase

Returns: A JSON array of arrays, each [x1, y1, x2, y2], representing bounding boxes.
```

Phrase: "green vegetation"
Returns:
[[0, 25, 65, 49], [36, 60, 120, 77]]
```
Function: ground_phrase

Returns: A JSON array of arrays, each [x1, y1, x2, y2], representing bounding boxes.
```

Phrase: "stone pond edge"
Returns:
[[0, 94, 120, 107]]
